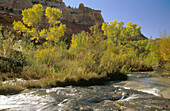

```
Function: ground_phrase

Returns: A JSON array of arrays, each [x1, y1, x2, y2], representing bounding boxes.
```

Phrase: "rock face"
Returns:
[[0, 0, 147, 40], [0, 0, 104, 26]]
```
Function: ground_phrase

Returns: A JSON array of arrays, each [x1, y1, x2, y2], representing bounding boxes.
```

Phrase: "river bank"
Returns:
[[0, 72, 127, 95], [0, 71, 170, 110], [1, 70, 169, 95]]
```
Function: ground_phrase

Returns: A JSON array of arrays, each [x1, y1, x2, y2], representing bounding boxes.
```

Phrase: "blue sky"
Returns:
[[63, 0, 170, 38]]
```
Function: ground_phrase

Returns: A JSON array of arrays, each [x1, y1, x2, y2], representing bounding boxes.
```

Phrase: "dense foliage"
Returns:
[[0, 4, 169, 88], [13, 4, 66, 44]]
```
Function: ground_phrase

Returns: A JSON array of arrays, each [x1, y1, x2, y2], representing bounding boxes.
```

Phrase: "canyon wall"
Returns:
[[0, 0, 104, 26]]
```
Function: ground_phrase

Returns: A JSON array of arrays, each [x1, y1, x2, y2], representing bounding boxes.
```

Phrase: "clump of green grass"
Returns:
[[21, 64, 53, 80], [0, 83, 25, 95]]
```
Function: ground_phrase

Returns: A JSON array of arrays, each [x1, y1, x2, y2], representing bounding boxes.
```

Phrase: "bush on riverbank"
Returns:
[[0, 4, 169, 92]]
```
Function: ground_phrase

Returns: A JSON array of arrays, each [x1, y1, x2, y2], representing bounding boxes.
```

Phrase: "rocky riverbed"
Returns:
[[0, 72, 170, 111]]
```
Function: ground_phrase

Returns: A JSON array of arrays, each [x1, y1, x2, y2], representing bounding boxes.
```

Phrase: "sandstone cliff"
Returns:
[[0, 0, 104, 26], [0, 0, 147, 40]]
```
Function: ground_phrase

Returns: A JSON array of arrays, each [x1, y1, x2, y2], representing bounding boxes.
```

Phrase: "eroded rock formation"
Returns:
[[0, 0, 147, 40], [0, 0, 104, 26]]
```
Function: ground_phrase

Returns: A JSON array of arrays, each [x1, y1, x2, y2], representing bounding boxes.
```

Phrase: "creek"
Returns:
[[0, 72, 170, 110]]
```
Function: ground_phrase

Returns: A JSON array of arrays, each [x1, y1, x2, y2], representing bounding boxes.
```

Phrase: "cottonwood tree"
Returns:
[[13, 4, 66, 44], [101, 20, 141, 46]]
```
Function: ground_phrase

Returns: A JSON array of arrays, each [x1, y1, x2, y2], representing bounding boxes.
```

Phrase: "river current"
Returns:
[[0, 73, 170, 110]]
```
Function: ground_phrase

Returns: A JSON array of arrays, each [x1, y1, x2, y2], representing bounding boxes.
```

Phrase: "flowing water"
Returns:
[[0, 73, 170, 110], [111, 77, 170, 99]]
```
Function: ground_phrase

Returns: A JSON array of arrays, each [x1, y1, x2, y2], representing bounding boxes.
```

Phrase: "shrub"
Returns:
[[0, 27, 25, 73], [156, 31, 170, 65], [21, 64, 53, 79]]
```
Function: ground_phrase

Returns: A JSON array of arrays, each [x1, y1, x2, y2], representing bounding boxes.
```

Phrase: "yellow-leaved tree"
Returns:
[[156, 30, 170, 63], [13, 4, 66, 44], [13, 4, 66, 66], [101, 20, 141, 46]]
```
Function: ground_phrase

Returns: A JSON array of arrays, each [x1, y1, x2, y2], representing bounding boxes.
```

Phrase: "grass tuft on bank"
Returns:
[[0, 83, 25, 95]]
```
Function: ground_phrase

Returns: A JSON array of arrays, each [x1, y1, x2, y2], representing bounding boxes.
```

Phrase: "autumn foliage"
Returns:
[[0, 4, 169, 87], [13, 4, 66, 44]]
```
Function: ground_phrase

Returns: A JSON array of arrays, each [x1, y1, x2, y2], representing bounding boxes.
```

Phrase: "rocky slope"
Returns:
[[0, 0, 104, 26]]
